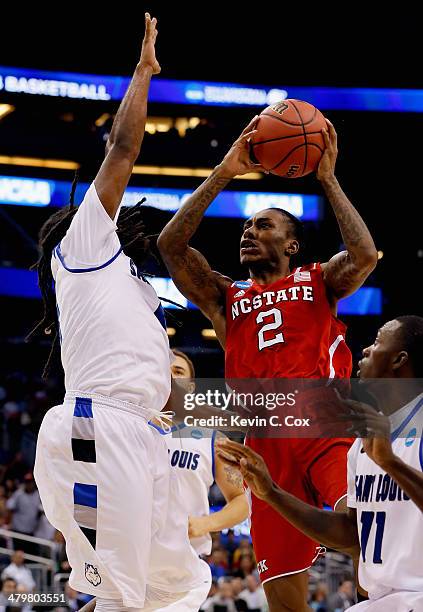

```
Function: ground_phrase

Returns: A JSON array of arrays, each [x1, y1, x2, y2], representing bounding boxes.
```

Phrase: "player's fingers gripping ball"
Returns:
[[250, 99, 326, 178]]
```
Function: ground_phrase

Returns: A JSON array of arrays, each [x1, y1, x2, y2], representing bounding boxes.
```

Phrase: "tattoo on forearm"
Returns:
[[224, 465, 243, 488], [163, 172, 229, 248], [323, 179, 375, 252], [175, 250, 214, 289]]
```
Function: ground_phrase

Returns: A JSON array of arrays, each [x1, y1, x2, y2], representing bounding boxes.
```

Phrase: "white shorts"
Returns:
[[34, 392, 201, 609], [155, 563, 211, 612], [350, 590, 423, 611]]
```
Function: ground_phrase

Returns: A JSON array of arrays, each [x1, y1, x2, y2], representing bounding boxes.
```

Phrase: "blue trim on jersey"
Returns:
[[73, 483, 97, 508], [211, 430, 217, 480], [73, 397, 93, 418], [56, 303, 62, 344], [391, 397, 423, 442], [154, 303, 167, 331], [419, 433, 423, 471], [55, 242, 123, 273]]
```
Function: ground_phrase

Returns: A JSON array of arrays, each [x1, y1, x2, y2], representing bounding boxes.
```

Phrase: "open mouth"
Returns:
[[240, 240, 259, 252]]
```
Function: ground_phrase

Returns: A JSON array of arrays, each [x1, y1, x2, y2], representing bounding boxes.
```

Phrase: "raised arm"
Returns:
[[318, 121, 378, 303], [94, 13, 160, 219], [158, 118, 263, 330]]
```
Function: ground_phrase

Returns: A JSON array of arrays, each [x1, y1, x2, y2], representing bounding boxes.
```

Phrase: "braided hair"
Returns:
[[27, 173, 151, 378]]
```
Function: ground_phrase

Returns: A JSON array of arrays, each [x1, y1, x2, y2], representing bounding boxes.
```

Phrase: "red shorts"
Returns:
[[247, 437, 353, 583]]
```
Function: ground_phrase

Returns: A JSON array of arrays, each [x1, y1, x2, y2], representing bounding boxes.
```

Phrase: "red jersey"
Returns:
[[329, 316, 352, 380], [225, 263, 335, 379], [225, 265, 354, 579]]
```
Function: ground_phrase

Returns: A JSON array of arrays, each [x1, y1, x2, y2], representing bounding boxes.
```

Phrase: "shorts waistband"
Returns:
[[64, 390, 156, 420]]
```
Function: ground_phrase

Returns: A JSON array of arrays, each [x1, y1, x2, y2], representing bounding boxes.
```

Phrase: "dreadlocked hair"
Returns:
[[26, 171, 79, 378], [28, 170, 151, 379], [116, 198, 150, 268]]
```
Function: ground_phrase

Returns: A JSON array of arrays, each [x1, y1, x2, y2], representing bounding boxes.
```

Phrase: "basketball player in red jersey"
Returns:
[[158, 116, 377, 611]]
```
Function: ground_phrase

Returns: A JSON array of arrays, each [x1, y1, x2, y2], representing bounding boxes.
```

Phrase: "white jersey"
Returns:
[[51, 183, 172, 411], [347, 393, 423, 600], [151, 422, 216, 556]]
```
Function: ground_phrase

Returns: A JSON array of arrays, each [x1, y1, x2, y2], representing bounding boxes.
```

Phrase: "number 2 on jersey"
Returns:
[[256, 308, 284, 351]]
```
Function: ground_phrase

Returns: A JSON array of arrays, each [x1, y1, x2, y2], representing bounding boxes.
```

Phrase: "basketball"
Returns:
[[250, 99, 327, 178]]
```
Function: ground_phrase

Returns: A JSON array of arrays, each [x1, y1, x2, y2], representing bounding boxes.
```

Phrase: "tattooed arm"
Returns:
[[188, 433, 249, 538], [158, 117, 264, 342], [317, 121, 378, 305]]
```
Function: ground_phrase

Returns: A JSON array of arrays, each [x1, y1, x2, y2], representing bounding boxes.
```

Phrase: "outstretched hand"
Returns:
[[140, 12, 161, 74], [216, 438, 274, 500]]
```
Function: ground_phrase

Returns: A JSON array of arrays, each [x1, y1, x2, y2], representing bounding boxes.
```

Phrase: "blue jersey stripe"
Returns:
[[211, 430, 217, 480], [73, 397, 93, 418], [55, 242, 122, 273], [73, 483, 97, 508], [391, 397, 423, 442]]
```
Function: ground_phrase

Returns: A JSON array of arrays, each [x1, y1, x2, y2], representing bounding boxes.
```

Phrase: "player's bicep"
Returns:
[[94, 145, 137, 219], [161, 245, 230, 319], [322, 251, 373, 301]]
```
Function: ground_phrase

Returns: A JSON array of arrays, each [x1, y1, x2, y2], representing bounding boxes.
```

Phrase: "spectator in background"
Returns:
[[230, 577, 244, 599], [4, 479, 17, 498], [310, 581, 329, 611], [55, 582, 94, 612], [52, 530, 71, 574], [0, 486, 6, 515], [209, 548, 229, 580], [202, 580, 237, 612], [238, 574, 267, 611], [33, 503, 55, 541], [0, 577, 18, 610], [232, 538, 253, 569], [230, 577, 249, 611], [1, 550, 35, 593], [6, 473, 40, 554], [219, 529, 240, 564], [232, 554, 256, 580], [326, 577, 355, 611], [0, 492, 11, 568]]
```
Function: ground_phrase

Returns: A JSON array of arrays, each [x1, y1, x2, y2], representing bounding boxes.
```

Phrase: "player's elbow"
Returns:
[[157, 231, 183, 258], [157, 232, 171, 255], [356, 248, 378, 276]]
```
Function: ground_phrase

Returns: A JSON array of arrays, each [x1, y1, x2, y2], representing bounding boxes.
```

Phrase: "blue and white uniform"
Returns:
[[34, 183, 196, 609], [347, 393, 423, 611], [152, 423, 216, 611]]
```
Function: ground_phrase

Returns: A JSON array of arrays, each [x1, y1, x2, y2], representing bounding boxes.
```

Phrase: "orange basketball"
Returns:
[[250, 99, 327, 178]]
